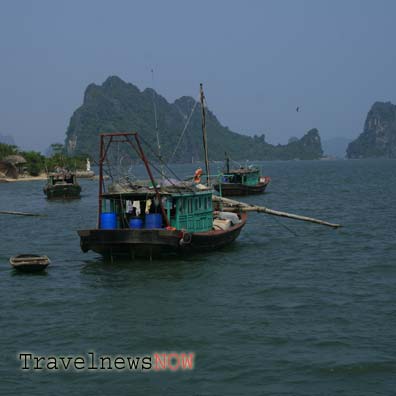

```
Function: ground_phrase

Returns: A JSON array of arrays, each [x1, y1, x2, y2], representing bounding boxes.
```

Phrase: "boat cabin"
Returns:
[[48, 172, 77, 185], [100, 188, 213, 233]]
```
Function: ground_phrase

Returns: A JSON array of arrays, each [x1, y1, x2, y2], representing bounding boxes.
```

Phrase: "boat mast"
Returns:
[[151, 68, 164, 180], [98, 134, 105, 227], [199, 83, 211, 186], [98, 134, 115, 228]]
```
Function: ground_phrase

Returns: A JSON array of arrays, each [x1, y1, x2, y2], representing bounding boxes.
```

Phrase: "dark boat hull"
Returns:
[[12, 263, 50, 271], [78, 214, 247, 259], [43, 184, 81, 199], [213, 181, 269, 197]]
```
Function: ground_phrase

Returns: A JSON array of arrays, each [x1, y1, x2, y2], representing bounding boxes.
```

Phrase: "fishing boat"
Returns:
[[78, 132, 246, 259], [213, 163, 270, 197], [9, 254, 50, 272], [43, 169, 81, 199]]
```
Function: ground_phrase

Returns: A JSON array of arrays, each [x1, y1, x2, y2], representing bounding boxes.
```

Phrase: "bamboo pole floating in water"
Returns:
[[0, 210, 45, 217], [212, 195, 342, 228]]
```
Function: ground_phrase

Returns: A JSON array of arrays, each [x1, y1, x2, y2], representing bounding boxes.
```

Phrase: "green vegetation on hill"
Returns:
[[65, 76, 323, 162], [347, 101, 396, 158]]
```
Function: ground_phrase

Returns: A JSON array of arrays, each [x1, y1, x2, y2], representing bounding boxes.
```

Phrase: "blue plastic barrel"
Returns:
[[100, 212, 117, 229], [145, 213, 162, 229], [129, 217, 143, 229]]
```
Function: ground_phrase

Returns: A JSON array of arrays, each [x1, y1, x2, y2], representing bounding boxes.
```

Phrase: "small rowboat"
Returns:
[[9, 254, 51, 272]]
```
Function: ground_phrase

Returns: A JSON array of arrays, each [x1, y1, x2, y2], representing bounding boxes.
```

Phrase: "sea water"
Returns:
[[0, 159, 395, 395]]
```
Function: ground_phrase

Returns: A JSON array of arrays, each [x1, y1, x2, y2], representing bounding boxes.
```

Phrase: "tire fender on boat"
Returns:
[[80, 240, 89, 253], [179, 231, 192, 246]]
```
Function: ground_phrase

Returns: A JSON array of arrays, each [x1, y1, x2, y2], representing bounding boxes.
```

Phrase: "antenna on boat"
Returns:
[[200, 83, 211, 186]]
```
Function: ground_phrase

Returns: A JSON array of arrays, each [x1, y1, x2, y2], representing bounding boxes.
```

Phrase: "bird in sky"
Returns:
[[296, 106, 300, 112]]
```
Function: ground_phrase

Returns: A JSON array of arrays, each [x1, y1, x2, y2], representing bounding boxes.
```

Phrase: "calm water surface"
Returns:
[[0, 159, 395, 395]]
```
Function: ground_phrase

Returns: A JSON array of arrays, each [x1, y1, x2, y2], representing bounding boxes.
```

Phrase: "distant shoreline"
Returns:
[[0, 174, 47, 183], [0, 173, 97, 183]]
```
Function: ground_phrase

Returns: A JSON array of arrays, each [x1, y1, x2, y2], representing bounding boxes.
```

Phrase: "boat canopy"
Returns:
[[101, 187, 213, 233]]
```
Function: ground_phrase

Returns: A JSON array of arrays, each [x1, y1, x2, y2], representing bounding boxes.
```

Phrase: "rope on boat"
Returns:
[[97, 134, 195, 193], [267, 213, 299, 236], [138, 135, 196, 192], [169, 100, 199, 163]]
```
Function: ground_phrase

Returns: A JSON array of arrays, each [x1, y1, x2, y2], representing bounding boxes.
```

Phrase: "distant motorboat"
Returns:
[[212, 154, 271, 197], [213, 165, 271, 196], [43, 170, 81, 199], [9, 254, 50, 272]]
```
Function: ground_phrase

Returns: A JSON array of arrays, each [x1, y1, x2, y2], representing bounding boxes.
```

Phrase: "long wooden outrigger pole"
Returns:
[[213, 195, 342, 228], [0, 210, 44, 217]]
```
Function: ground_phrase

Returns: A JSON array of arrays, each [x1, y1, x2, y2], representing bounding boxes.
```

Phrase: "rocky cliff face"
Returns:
[[65, 76, 324, 161], [347, 102, 396, 158]]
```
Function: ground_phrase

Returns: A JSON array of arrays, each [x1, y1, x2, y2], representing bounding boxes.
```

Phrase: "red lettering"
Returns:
[[167, 353, 180, 371], [153, 353, 167, 371], [180, 353, 195, 370]]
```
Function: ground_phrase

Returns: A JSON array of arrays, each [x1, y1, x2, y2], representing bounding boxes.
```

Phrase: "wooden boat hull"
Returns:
[[10, 255, 50, 272], [43, 184, 81, 199], [78, 213, 247, 259], [213, 180, 269, 196]]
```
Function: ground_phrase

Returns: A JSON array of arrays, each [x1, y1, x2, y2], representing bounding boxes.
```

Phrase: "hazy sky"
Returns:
[[1, 0, 395, 151]]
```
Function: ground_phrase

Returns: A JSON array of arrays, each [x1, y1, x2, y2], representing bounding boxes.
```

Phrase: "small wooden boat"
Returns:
[[9, 254, 51, 271], [43, 170, 81, 199]]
